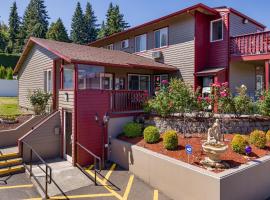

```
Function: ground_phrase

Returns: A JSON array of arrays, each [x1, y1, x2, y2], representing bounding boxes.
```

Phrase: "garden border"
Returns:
[[110, 138, 270, 200]]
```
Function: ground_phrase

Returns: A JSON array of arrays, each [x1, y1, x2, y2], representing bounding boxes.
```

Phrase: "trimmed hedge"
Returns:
[[250, 130, 266, 149], [163, 130, 178, 150], [144, 126, 160, 143], [0, 53, 20, 69], [123, 122, 142, 138], [231, 134, 248, 154], [266, 130, 270, 142]]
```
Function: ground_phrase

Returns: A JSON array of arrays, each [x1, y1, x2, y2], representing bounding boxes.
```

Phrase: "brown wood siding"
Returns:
[[18, 44, 58, 109], [230, 13, 263, 36]]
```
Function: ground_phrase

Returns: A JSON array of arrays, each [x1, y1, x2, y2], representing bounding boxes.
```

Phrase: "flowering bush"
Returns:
[[234, 85, 254, 115], [257, 90, 270, 116]]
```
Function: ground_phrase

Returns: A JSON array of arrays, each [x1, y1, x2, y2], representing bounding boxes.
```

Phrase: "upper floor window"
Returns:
[[135, 34, 147, 52], [106, 44, 114, 50], [210, 19, 223, 42], [44, 69, 52, 93], [154, 27, 168, 48], [121, 39, 129, 49], [63, 65, 74, 89]]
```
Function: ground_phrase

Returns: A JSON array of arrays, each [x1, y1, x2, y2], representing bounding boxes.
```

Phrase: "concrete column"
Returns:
[[265, 60, 269, 90]]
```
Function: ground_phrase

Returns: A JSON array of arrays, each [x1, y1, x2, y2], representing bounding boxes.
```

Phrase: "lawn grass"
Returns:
[[0, 97, 21, 116]]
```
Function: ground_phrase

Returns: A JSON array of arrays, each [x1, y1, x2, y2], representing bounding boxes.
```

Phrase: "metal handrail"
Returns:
[[76, 142, 101, 185], [21, 140, 52, 199]]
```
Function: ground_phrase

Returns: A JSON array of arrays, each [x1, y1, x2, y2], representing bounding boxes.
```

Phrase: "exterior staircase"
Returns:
[[0, 151, 25, 177]]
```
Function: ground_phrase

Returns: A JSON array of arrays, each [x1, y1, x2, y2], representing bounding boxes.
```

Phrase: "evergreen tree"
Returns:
[[19, 0, 49, 50], [70, 2, 87, 44], [0, 22, 9, 53], [97, 21, 106, 39], [7, 2, 21, 53], [46, 18, 70, 42], [84, 2, 98, 43], [6, 67, 13, 80], [105, 3, 129, 36]]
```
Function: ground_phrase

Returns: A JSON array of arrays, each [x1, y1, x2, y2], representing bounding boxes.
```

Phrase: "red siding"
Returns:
[[76, 90, 110, 166]]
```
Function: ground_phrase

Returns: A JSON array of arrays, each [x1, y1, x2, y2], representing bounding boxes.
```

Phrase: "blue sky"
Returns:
[[0, 0, 269, 33]]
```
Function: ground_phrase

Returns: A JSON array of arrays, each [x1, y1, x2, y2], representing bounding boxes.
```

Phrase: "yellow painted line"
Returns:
[[153, 190, 159, 200], [50, 193, 114, 199], [104, 163, 116, 184], [87, 165, 94, 170], [0, 165, 24, 175], [0, 158, 22, 167], [0, 152, 18, 159], [122, 175, 134, 200], [0, 184, 33, 190], [85, 169, 123, 200]]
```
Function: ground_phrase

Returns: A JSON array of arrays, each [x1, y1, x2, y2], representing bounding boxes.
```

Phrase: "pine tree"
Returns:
[[46, 18, 70, 42], [19, 0, 49, 50], [97, 21, 106, 39], [105, 3, 129, 36], [84, 2, 98, 43], [0, 22, 9, 53], [7, 2, 21, 53], [70, 2, 87, 44]]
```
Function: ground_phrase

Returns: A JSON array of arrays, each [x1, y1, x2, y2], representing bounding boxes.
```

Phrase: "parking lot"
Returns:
[[0, 163, 170, 200]]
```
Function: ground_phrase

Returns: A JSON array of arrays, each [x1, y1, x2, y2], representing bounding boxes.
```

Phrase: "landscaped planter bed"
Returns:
[[110, 138, 270, 200], [0, 115, 32, 130], [118, 134, 270, 172]]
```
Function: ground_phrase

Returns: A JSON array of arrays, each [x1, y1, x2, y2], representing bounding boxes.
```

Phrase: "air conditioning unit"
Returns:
[[152, 51, 162, 59]]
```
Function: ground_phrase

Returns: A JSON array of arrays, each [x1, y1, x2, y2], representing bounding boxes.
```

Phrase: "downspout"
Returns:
[[52, 60, 57, 111], [73, 63, 78, 166]]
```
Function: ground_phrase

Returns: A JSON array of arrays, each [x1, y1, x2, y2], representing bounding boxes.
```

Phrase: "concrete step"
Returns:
[[0, 158, 23, 169], [0, 152, 20, 161], [0, 165, 25, 177]]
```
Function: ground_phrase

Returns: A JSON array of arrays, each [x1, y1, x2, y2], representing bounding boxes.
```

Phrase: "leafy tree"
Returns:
[[46, 18, 70, 42], [70, 2, 87, 44], [6, 67, 13, 80], [0, 22, 9, 53], [97, 21, 106, 39], [84, 2, 98, 43], [7, 2, 21, 53], [19, 0, 49, 50], [104, 3, 129, 36], [0, 66, 7, 79]]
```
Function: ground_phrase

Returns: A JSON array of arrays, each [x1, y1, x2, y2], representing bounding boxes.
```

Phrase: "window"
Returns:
[[135, 34, 147, 52], [121, 39, 129, 49], [154, 74, 169, 91], [44, 70, 52, 93], [154, 27, 168, 48], [63, 66, 74, 89], [210, 19, 223, 42], [106, 44, 114, 50], [128, 74, 150, 92]]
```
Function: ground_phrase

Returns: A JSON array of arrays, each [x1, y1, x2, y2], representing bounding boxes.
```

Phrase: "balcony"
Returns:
[[230, 31, 270, 57]]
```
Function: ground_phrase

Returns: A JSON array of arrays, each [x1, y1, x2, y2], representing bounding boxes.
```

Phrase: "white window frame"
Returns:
[[44, 69, 52, 93], [128, 74, 151, 92], [135, 34, 147, 52], [121, 39, 129, 49], [210, 18, 223, 42], [100, 73, 113, 90], [106, 44, 114, 50], [154, 27, 168, 48]]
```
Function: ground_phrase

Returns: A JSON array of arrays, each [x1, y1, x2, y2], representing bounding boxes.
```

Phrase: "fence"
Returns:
[[0, 79, 18, 96]]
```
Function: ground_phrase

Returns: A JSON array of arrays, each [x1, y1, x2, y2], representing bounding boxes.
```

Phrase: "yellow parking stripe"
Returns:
[[24, 193, 114, 200], [85, 169, 123, 200], [104, 163, 116, 183], [0, 184, 33, 190], [122, 175, 134, 200], [153, 190, 159, 200]]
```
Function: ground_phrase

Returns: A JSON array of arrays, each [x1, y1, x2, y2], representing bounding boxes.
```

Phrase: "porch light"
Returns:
[[243, 18, 249, 24], [103, 112, 110, 124], [94, 112, 99, 122]]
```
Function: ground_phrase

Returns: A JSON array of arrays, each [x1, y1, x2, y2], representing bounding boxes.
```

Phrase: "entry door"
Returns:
[[64, 111, 73, 162]]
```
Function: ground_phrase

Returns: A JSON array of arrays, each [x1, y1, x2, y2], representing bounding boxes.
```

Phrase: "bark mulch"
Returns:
[[0, 115, 32, 131], [118, 133, 270, 173]]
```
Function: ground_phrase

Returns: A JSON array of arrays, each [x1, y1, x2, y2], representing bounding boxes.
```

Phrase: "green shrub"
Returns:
[[231, 134, 248, 154], [0, 53, 20, 68], [234, 85, 254, 115], [6, 67, 13, 80], [163, 130, 178, 150], [123, 122, 142, 138], [250, 130, 266, 149], [258, 90, 270, 116], [28, 89, 52, 115], [266, 130, 270, 142], [143, 126, 160, 143]]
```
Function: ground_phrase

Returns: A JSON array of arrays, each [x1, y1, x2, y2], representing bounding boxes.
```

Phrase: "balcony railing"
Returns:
[[230, 31, 270, 56], [110, 90, 148, 113]]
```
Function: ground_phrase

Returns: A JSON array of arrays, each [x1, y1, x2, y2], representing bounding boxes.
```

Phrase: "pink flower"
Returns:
[[161, 80, 169, 85], [222, 82, 228, 87], [204, 96, 211, 103], [215, 83, 221, 88], [220, 91, 228, 97], [197, 96, 203, 102]]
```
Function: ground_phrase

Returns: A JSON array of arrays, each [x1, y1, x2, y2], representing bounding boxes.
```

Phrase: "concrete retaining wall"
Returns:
[[20, 111, 61, 162], [0, 79, 18, 97], [146, 115, 270, 134], [110, 138, 270, 200], [0, 115, 46, 147]]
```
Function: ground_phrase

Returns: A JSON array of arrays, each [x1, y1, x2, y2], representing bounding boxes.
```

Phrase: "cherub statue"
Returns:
[[207, 119, 222, 144]]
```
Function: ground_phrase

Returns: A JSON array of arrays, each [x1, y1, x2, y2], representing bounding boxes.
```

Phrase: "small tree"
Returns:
[[0, 66, 7, 79], [28, 89, 51, 115], [6, 67, 13, 80], [234, 85, 254, 115], [258, 90, 270, 116], [46, 18, 70, 42]]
